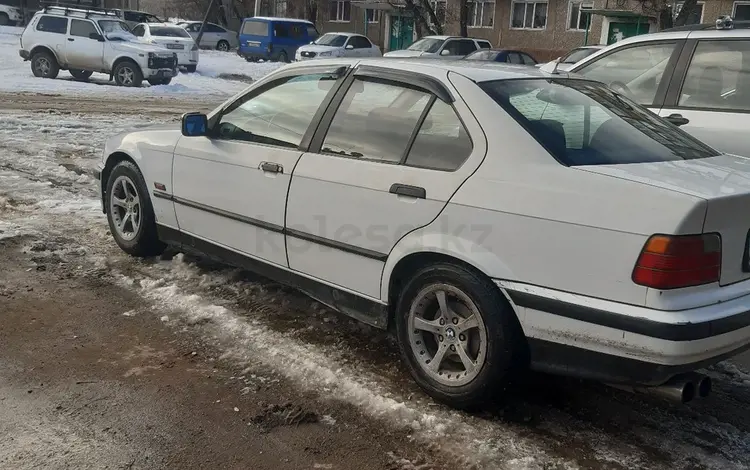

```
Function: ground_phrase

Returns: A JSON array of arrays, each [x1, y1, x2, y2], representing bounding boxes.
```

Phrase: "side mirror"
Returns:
[[182, 112, 208, 137], [345, 44, 354, 50], [89, 32, 105, 41], [440, 49, 450, 56]]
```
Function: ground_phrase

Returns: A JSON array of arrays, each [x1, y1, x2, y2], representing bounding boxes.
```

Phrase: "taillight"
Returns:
[[632, 234, 721, 289]]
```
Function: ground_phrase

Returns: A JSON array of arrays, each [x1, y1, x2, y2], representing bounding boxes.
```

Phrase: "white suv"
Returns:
[[97, 58, 750, 408], [0, 4, 23, 26], [19, 6, 178, 87]]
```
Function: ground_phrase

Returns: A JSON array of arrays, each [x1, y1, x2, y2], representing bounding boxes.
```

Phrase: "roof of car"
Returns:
[[320, 32, 361, 36], [145, 23, 184, 28], [421, 35, 489, 41], [284, 57, 584, 83], [247, 16, 314, 24]]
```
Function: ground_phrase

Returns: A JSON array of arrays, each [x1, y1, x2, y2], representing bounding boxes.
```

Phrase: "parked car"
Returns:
[[96, 57, 750, 409], [131, 22, 199, 72], [295, 32, 380, 61], [0, 3, 23, 26], [383, 36, 492, 59], [464, 48, 537, 65], [19, 5, 177, 87], [237, 16, 318, 63], [569, 18, 750, 157], [178, 21, 238, 52], [114, 9, 162, 30], [536, 45, 604, 71]]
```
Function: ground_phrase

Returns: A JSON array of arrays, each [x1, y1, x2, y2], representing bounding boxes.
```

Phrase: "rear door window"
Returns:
[[241, 20, 268, 36], [677, 39, 750, 111], [36, 15, 68, 34], [573, 41, 680, 106], [482, 78, 718, 166], [405, 100, 472, 171]]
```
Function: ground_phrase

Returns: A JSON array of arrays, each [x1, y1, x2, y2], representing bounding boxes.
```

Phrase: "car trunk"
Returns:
[[151, 37, 193, 52], [578, 154, 750, 285]]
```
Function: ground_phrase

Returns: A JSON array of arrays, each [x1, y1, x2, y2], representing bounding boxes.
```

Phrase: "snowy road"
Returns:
[[2, 28, 750, 469]]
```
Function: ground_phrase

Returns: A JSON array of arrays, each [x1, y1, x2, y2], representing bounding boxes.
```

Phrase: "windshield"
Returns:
[[98, 20, 132, 38], [561, 47, 600, 64], [407, 38, 443, 53], [149, 26, 191, 38], [481, 78, 719, 166], [314, 33, 347, 47]]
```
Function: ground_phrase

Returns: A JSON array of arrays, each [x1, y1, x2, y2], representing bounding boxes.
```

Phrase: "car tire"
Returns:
[[185, 64, 197, 73], [216, 40, 230, 52], [31, 50, 60, 79], [395, 262, 526, 410], [113, 60, 143, 87], [0, 13, 9, 26], [245, 57, 259, 62], [147, 77, 172, 86], [105, 160, 166, 257], [69, 69, 93, 81], [277, 51, 288, 63]]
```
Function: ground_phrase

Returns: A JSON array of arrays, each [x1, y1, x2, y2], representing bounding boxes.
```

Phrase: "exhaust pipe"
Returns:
[[685, 372, 712, 399], [607, 374, 699, 403]]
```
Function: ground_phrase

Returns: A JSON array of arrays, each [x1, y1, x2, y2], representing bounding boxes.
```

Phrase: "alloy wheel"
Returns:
[[109, 175, 141, 241]]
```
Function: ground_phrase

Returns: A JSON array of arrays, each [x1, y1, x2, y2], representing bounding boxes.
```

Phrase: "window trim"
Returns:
[[733, 1, 750, 20], [567, 0, 593, 31], [329, 0, 351, 23], [666, 37, 750, 114], [468, 0, 496, 28], [308, 67, 471, 171], [572, 38, 685, 109], [209, 65, 351, 152], [510, 0, 548, 30]]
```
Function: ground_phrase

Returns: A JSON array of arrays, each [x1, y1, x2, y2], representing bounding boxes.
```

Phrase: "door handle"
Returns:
[[389, 183, 425, 199], [665, 113, 689, 127], [67, 38, 74, 42], [260, 161, 283, 173]]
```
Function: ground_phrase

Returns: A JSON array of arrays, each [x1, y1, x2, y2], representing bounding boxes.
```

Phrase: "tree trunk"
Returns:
[[658, 6, 673, 30], [674, 0, 698, 26], [459, 0, 468, 37]]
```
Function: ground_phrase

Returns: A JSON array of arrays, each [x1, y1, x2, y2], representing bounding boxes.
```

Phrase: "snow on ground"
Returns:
[[0, 25, 281, 98]]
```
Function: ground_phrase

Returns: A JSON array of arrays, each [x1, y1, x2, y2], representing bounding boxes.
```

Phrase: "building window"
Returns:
[[511, 1, 548, 29], [366, 8, 381, 23], [672, 1, 704, 24], [430, 0, 447, 26], [733, 1, 750, 20], [274, 0, 287, 16], [469, 1, 495, 27], [330, 0, 351, 22], [568, 1, 593, 30]]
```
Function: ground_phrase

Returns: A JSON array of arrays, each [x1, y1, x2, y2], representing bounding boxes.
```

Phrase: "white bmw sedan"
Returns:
[[131, 23, 199, 73], [95, 59, 750, 409], [295, 33, 381, 61]]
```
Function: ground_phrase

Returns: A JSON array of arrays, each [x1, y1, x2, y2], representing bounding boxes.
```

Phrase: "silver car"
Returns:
[[569, 19, 750, 157], [178, 21, 239, 52], [383, 36, 492, 59]]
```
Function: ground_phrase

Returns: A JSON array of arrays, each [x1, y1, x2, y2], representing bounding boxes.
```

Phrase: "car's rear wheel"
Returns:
[[148, 77, 172, 86], [216, 40, 230, 52], [113, 60, 143, 87], [69, 69, 93, 81], [395, 263, 526, 410], [277, 51, 288, 63], [106, 161, 165, 257], [31, 51, 60, 79]]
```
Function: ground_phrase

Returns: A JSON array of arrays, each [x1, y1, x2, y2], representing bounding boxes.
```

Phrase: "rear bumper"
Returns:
[[237, 49, 269, 60], [497, 280, 750, 385]]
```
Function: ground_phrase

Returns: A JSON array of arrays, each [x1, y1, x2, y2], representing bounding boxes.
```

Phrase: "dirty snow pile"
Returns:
[[0, 25, 281, 98]]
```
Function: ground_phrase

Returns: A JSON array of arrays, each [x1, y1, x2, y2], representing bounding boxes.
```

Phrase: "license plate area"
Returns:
[[167, 44, 184, 50]]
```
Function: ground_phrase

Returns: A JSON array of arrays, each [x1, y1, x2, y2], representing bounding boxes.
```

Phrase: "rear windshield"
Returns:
[[465, 50, 499, 61], [241, 19, 267, 36], [149, 26, 191, 38], [561, 47, 600, 64], [481, 78, 719, 166]]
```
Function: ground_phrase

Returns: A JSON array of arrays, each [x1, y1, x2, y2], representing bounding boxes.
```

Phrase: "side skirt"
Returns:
[[156, 224, 389, 329]]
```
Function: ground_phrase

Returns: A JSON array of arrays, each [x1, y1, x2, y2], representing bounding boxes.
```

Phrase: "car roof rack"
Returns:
[[662, 15, 750, 31], [39, 1, 121, 19]]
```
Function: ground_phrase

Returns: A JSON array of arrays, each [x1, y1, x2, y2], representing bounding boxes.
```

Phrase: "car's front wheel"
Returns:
[[105, 161, 165, 257], [31, 51, 60, 79], [216, 40, 230, 52], [69, 69, 93, 81], [113, 60, 143, 87], [395, 263, 526, 410]]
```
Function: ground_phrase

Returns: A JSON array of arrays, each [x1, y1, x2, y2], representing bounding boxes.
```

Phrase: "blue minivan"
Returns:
[[238, 17, 319, 63]]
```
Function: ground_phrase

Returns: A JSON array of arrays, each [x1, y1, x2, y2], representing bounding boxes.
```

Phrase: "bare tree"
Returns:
[[633, 0, 701, 30]]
